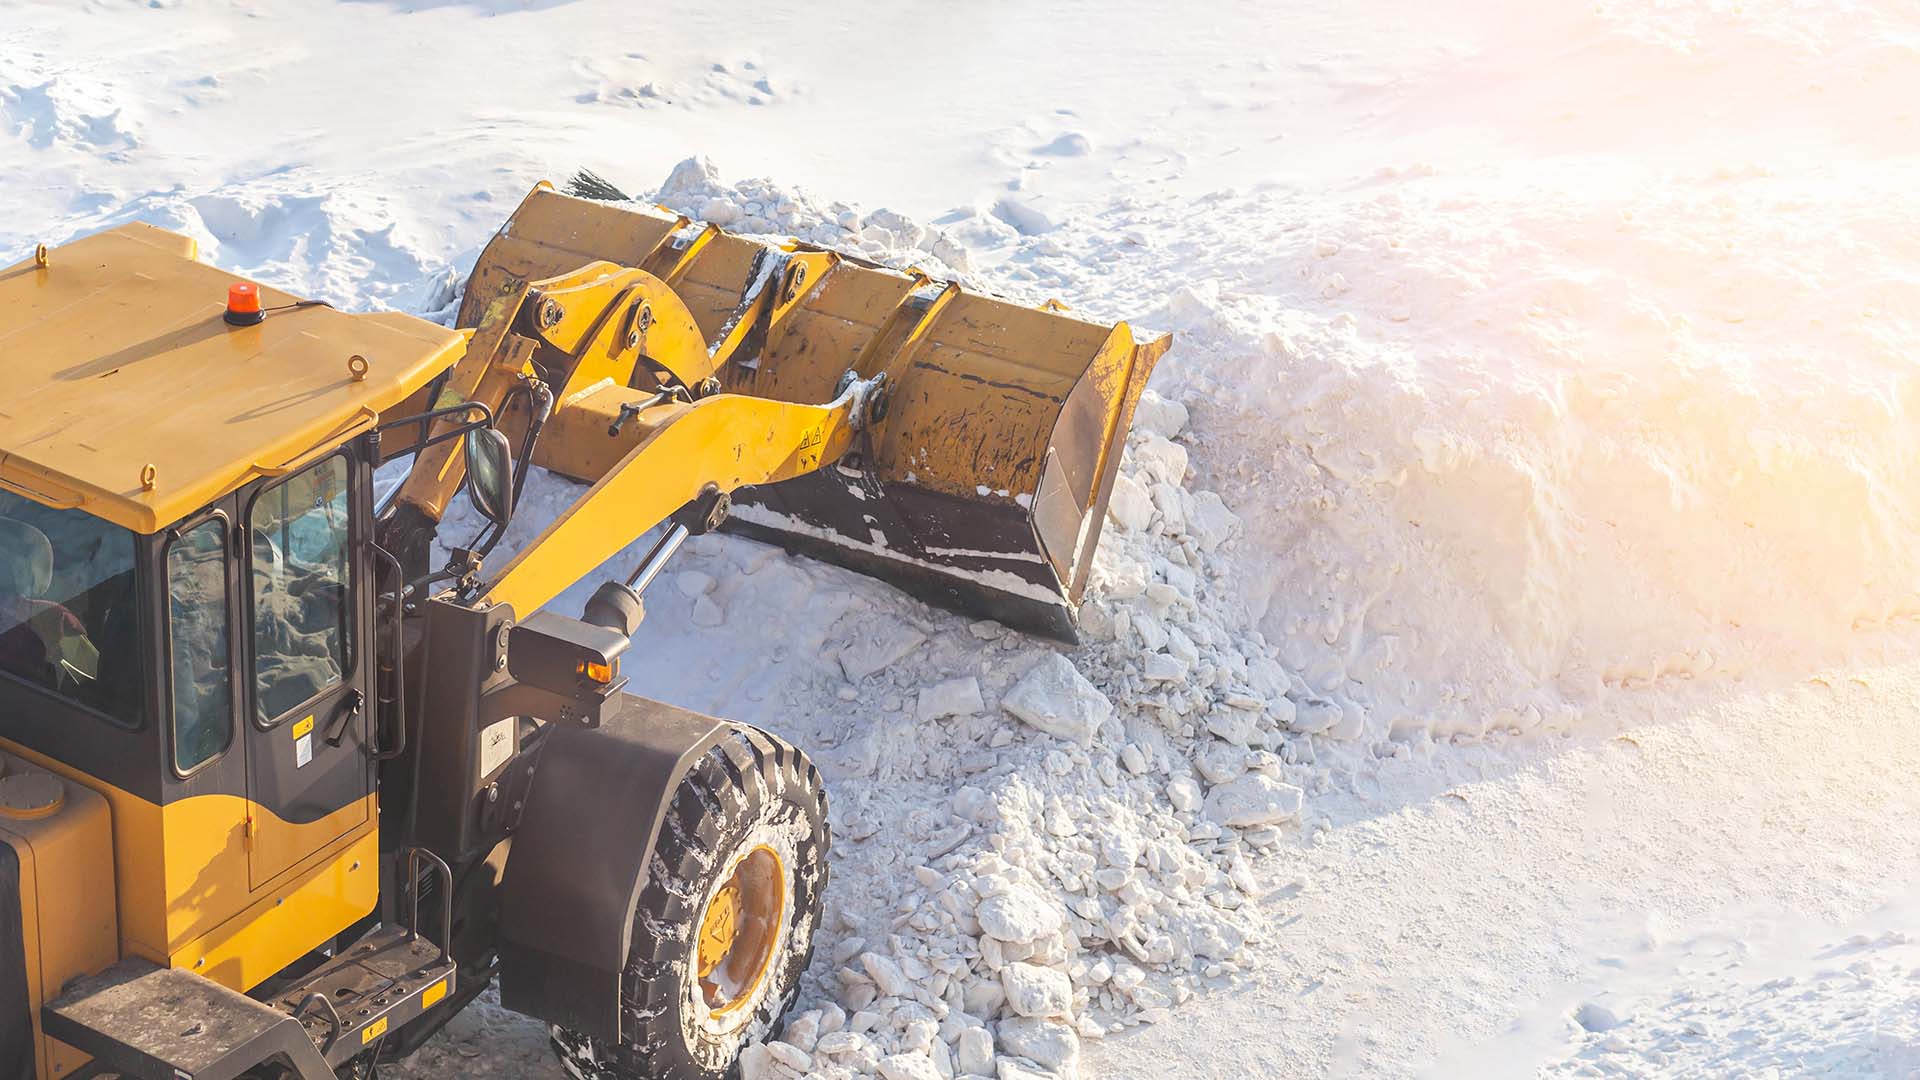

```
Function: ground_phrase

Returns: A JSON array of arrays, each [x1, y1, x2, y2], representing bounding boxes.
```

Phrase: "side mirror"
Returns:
[[465, 427, 516, 527]]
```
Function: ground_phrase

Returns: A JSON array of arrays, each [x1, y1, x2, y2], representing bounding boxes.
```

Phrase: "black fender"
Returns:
[[495, 693, 729, 1043]]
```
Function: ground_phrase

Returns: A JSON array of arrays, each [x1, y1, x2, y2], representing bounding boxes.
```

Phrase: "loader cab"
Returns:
[[0, 441, 381, 957], [0, 222, 468, 1008], [0, 442, 371, 789]]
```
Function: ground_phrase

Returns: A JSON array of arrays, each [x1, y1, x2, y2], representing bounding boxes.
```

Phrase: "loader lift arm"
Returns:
[[478, 373, 877, 617], [381, 215, 849, 600]]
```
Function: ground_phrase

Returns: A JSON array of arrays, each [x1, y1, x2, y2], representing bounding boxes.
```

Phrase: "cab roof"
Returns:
[[0, 224, 465, 534]]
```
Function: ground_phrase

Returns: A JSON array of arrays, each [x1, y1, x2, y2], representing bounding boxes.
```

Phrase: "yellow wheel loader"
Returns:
[[0, 179, 1167, 1080]]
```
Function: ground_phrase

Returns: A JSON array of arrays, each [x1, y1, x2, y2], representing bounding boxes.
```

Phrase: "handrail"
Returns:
[[290, 991, 343, 1052], [404, 846, 455, 964]]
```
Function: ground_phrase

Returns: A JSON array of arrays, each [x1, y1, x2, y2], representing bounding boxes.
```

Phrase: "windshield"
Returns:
[[0, 490, 141, 725]]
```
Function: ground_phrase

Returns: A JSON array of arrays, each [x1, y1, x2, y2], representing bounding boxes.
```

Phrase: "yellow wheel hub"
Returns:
[[697, 884, 741, 977], [693, 845, 785, 1016]]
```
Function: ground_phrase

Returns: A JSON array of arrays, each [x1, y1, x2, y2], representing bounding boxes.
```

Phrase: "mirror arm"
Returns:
[[467, 516, 509, 567], [373, 402, 497, 464]]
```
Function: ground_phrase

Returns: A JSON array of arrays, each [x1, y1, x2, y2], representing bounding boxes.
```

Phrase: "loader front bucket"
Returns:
[[460, 185, 1170, 640]]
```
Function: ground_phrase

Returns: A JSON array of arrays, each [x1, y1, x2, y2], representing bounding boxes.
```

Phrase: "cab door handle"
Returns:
[[324, 689, 365, 747]]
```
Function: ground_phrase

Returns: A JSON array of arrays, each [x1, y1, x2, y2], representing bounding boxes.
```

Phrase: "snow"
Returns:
[[917, 677, 985, 723], [8, 1, 1920, 1078], [998, 654, 1113, 749], [1201, 775, 1303, 829]]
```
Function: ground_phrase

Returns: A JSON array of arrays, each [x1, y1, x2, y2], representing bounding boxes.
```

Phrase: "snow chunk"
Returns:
[[1132, 436, 1188, 487], [765, 1040, 812, 1072], [737, 1043, 777, 1080], [1204, 774, 1305, 827], [1143, 653, 1190, 682], [956, 1027, 995, 1075], [878, 1052, 944, 1080], [1001, 654, 1112, 747], [864, 207, 927, 249], [997, 1017, 1081, 1073], [861, 951, 912, 998], [1001, 961, 1073, 1018], [659, 155, 723, 197], [831, 614, 927, 681], [1132, 390, 1188, 439], [977, 886, 1063, 944], [673, 570, 715, 597], [991, 197, 1056, 236], [691, 594, 726, 628], [1035, 131, 1093, 156], [1106, 473, 1155, 532], [918, 677, 985, 721], [1167, 776, 1202, 813], [1574, 1001, 1628, 1033], [1186, 491, 1240, 552]]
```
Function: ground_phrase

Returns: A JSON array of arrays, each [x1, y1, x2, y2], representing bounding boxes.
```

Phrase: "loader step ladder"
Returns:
[[276, 846, 459, 1067], [274, 924, 456, 1066], [43, 849, 459, 1079]]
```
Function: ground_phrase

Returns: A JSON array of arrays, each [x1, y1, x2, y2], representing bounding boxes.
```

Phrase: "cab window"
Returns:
[[167, 517, 233, 773], [0, 490, 141, 725], [250, 455, 352, 724]]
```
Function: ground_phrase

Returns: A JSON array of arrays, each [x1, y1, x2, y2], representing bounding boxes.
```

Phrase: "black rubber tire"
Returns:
[[548, 724, 830, 1080]]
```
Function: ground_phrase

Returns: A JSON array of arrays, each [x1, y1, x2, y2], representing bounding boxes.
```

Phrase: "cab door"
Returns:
[[242, 450, 373, 889]]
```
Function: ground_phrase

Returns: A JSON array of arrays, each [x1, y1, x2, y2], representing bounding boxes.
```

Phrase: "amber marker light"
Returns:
[[224, 281, 264, 326]]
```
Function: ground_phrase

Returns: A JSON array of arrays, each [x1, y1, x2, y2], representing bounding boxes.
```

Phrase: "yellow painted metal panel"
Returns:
[[0, 737, 378, 993], [482, 390, 862, 616], [0, 757, 118, 1080], [169, 828, 379, 992], [0, 225, 465, 533]]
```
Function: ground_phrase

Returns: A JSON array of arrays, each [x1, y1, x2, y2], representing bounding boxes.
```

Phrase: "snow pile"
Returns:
[[647, 156, 975, 280], [646, 155, 1079, 288], [733, 406, 1318, 1080], [950, 174, 1920, 746], [421, 149, 1920, 1078], [732, 161, 1920, 756], [28, 179, 453, 315], [552, 161, 1333, 1080], [609, 152, 1920, 1075], [426, 423, 1302, 1080]]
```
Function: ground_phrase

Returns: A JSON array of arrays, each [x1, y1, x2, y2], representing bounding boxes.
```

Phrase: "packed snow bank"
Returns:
[[926, 173, 1920, 745]]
